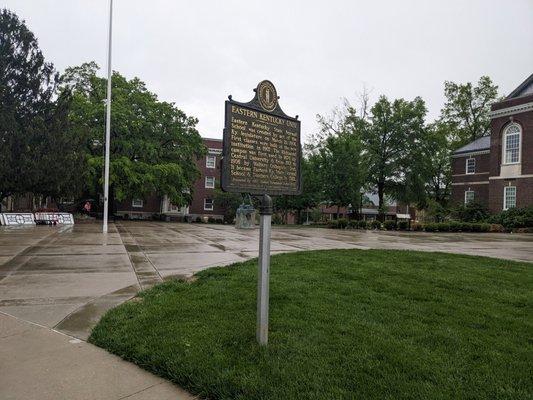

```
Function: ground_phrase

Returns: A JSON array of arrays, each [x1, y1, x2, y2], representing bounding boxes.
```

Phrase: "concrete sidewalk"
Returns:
[[0, 312, 194, 400], [0, 221, 531, 399]]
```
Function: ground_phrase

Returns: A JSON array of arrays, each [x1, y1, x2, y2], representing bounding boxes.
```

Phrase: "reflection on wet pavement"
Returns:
[[0, 221, 531, 339]]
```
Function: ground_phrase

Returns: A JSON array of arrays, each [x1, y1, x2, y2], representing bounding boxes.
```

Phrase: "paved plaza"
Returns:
[[0, 221, 531, 399]]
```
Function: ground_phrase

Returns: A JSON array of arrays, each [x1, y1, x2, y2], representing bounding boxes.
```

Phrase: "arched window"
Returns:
[[503, 124, 521, 164]]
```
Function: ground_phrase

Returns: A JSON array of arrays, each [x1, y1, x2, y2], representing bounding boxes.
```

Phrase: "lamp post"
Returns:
[[102, 0, 113, 233]]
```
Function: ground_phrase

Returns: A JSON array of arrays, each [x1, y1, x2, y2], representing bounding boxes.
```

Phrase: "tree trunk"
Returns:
[[105, 185, 116, 223], [336, 205, 340, 219], [378, 182, 385, 222]]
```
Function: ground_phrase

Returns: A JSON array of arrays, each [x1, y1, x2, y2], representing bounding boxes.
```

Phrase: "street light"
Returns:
[[102, 0, 113, 233]]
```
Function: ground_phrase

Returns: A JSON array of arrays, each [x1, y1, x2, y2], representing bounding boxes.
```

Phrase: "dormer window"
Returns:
[[503, 124, 521, 164], [466, 158, 475, 174]]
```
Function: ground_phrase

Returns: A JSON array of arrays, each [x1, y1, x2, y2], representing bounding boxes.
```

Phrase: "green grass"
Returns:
[[89, 250, 533, 400]]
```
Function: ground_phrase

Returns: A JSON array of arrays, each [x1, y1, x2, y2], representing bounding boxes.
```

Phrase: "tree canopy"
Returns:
[[361, 96, 427, 214], [441, 76, 498, 146], [0, 8, 84, 206], [60, 62, 205, 208]]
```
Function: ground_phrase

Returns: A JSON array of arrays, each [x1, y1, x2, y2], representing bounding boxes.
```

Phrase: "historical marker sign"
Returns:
[[222, 80, 300, 346], [222, 80, 302, 195]]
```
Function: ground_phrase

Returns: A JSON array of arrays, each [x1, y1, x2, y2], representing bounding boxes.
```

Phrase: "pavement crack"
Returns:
[[116, 382, 163, 399]]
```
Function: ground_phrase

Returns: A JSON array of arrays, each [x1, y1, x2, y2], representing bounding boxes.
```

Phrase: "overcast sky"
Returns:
[[4, 1, 533, 142]]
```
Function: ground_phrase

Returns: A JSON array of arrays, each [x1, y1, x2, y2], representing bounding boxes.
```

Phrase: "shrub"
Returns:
[[347, 220, 358, 229], [383, 220, 397, 230], [470, 223, 490, 232], [358, 220, 368, 229], [453, 202, 490, 222], [397, 220, 409, 230], [327, 220, 338, 229], [425, 200, 450, 222], [272, 214, 283, 225], [448, 221, 462, 232], [369, 220, 382, 230], [215, 218, 224, 224], [424, 223, 439, 232], [437, 223, 450, 232], [459, 222, 472, 232], [207, 217, 216, 223], [337, 218, 348, 229], [411, 223, 423, 231], [480, 223, 491, 232], [195, 216, 203, 223], [489, 206, 533, 230], [489, 224, 504, 232]]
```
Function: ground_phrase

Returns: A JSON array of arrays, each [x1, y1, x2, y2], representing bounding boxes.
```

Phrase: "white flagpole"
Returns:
[[103, 0, 113, 233]]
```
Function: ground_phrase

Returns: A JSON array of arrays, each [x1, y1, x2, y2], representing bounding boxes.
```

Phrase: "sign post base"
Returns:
[[257, 194, 272, 346]]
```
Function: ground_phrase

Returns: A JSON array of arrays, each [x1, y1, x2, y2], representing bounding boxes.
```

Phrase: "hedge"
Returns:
[[324, 220, 504, 233]]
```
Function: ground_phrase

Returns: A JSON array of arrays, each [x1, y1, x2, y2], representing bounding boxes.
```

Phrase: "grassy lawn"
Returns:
[[89, 250, 532, 400]]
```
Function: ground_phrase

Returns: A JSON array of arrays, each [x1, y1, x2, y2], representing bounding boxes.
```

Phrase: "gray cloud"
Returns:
[[5, 0, 533, 142]]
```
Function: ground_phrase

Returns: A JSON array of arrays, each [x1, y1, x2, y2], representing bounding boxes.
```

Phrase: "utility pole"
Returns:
[[103, 0, 113, 233]]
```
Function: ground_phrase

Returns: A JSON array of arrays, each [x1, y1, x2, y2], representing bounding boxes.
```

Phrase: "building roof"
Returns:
[[507, 73, 533, 99], [453, 135, 491, 155]]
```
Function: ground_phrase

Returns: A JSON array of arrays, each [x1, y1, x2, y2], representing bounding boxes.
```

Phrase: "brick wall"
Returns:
[[488, 93, 533, 212], [489, 177, 533, 212], [451, 152, 490, 206], [115, 194, 161, 217], [490, 112, 533, 176], [188, 138, 224, 217], [451, 182, 490, 207]]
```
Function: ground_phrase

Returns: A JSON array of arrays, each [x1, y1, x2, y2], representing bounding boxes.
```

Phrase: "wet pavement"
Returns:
[[0, 221, 531, 399], [0, 221, 532, 339]]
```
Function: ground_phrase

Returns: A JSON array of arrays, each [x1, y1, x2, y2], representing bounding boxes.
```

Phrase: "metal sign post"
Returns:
[[220, 80, 301, 346], [256, 194, 272, 345], [102, 0, 113, 234]]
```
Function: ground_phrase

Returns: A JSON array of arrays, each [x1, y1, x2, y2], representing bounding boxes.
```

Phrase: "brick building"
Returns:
[[115, 138, 224, 220], [451, 74, 533, 212]]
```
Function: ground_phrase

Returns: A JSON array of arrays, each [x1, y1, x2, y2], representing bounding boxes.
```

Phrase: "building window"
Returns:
[[205, 176, 215, 188], [466, 158, 476, 174], [204, 198, 213, 211], [206, 155, 216, 169], [503, 186, 516, 210], [504, 124, 521, 164], [464, 190, 474, 204], [132, 199, 143, 208]]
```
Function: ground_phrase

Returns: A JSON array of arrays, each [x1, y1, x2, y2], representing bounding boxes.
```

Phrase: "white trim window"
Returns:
[[132, 199, 143, 208], [466, 158, 476, 174], [206, 155, 216, 169], [204, 198, 214, 211], [464, 190, 475, 204], [503, 186, 516, 210], [205, 176, 215, 189], [503, 124, 521, 164]]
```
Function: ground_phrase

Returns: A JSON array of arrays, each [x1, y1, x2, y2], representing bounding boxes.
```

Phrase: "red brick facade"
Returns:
[[451, 151, 491, 207], [115, 196, 162, 219], [115, 138, 225, 220], [188, 138, 224, 217], [451, 75, 533, 213]]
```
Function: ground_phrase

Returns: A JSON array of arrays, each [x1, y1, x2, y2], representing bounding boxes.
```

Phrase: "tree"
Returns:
[[61, 63, 205, 215], [315, 103, 367, 219], [363, 96, 427, 218], [421, 121, 453, 206], [213, 187, 242, 224], [441, 76, 499, 146], [274, 154, 323, 223], [0, 9, 82, 209]]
